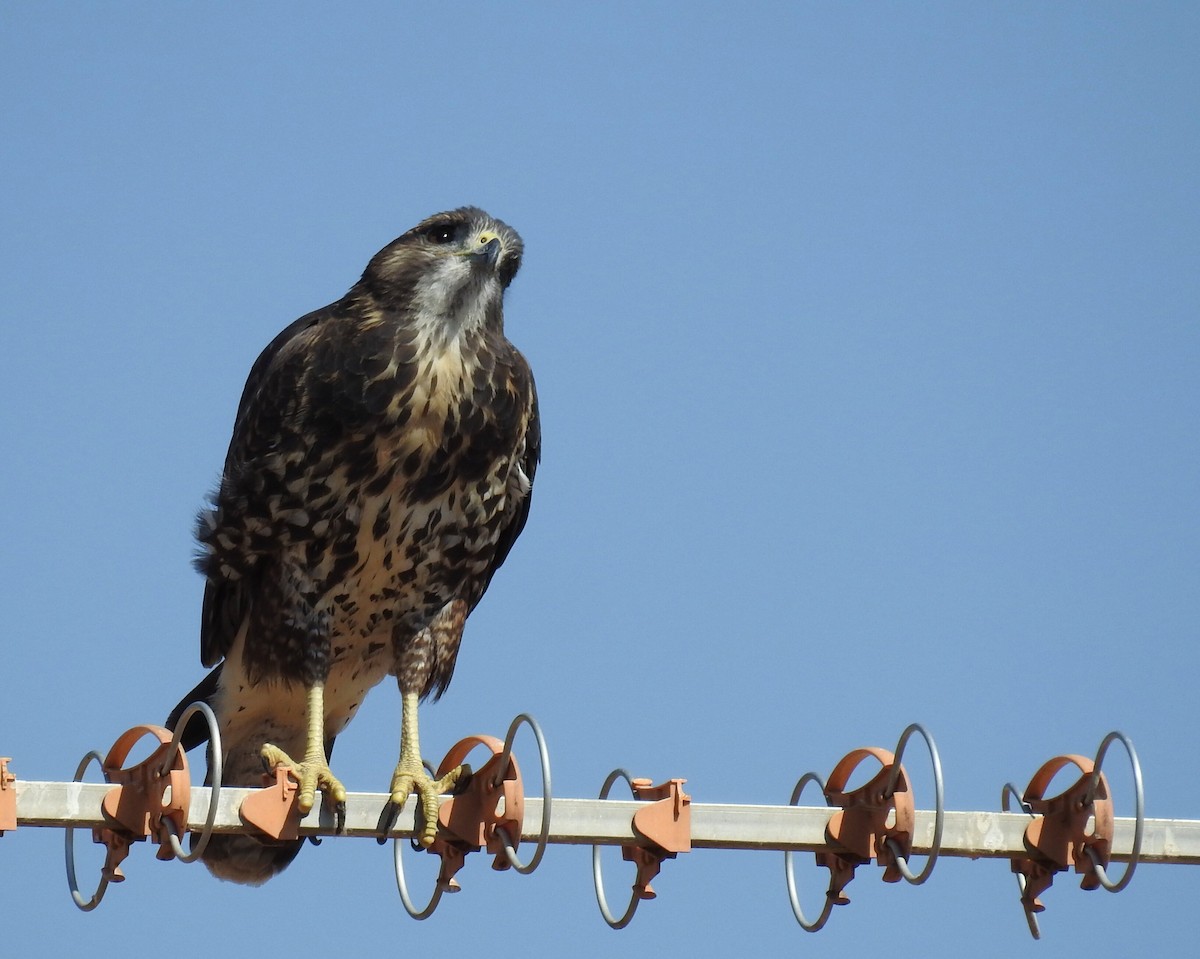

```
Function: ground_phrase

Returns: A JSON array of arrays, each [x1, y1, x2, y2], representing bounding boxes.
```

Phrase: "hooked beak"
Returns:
[[469, 232, 502, 268]]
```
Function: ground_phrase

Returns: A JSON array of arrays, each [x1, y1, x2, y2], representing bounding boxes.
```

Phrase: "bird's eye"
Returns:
[[426, 225, 457, 245]]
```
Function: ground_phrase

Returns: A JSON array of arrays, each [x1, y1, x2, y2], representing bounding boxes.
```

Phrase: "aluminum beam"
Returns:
[[10, 781, 1200, 864]]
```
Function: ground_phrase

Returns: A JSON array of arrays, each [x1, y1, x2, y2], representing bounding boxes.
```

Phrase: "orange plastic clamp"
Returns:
[[1011, 754, 1113, 915], [239, 765, 302, 841], [817, 746, 915, 904], [90, 725, 192, 881], [0, 758, 16, 834], [425, 734, 525, 891], [624, 778, 692, 899]]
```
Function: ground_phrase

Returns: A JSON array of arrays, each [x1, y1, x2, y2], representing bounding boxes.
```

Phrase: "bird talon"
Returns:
[[259, 743, 345, 819], [451, 763, 474, 794], [377, 799, 403, 845], [389, 760, 468, 847]]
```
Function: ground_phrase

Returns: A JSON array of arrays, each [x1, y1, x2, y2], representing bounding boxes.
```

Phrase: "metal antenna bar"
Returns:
[[12, 781, 1200, 865]]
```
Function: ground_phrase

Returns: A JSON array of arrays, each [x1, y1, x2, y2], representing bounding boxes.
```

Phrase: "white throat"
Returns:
[[410, 257, 499, 347]]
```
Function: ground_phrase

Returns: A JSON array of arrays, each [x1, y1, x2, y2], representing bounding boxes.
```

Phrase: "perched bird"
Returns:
[[167, 207, 539, 884]]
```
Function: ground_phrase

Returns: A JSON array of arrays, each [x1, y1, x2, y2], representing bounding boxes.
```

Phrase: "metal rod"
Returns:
[[12, 781, 1200, 864]]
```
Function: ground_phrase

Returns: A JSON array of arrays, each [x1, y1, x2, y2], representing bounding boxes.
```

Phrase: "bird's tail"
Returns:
[[167, 668, 305, 885], [194, 741, 305, 885]]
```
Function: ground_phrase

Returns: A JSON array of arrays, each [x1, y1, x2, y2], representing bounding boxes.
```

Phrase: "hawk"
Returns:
[[167, 207, 539, 884]]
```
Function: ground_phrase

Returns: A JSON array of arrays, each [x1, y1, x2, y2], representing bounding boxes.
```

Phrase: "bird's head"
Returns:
[[360, 207, 523, 336]]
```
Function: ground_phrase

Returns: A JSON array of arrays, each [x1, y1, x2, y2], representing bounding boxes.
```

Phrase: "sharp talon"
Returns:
[[258, 742, 345, 826], [453, 766, 474, 794], [377, 800, 401, 845], [388, 759, 464, 849], [308, 836, 323, 847], [335, 800, 347, 834]]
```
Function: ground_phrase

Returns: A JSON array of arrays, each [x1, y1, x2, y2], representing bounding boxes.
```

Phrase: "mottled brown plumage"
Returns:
[[168, 207, 538, 883]]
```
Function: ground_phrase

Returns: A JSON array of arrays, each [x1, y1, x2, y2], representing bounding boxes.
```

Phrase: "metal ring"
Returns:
[[158, 701, 223, 863], [592, 768, 641, 929], [1001, 781, 1034, 816], [392, 834, 445, 920], [883, 723, 944, 885], [1083, 730, 1143, 893], [64, 750, 109, 912], [783, 771, 835, 932], [491, 712, 551, 874], [1001, 780, 1041, 939]]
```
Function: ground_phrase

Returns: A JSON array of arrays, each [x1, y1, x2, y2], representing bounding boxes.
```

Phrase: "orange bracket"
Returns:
[[623, 778, 692, 899], [0, 758, 16, 834], [93, 725, 192, 881], [417, 733, 526, 893], [1010, 754, 1113, 919], [239, 766, 302, 841], [817, 747, 915, 906]]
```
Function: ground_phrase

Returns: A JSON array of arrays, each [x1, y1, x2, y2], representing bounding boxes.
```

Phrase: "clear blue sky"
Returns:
[[2, 3, 1197, 955]]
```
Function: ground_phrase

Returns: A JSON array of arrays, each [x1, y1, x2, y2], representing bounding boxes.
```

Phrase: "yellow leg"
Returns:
[[261, 681, 347, 823], [389, 689, 469, 847]]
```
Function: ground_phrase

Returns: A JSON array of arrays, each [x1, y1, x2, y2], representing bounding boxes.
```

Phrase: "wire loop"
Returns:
[[491, 713, 551, 874], [64, 750, 108, 912], [1083, 731, 1143, 893], [392, 832, 446, 920], [883, 723, 944, 885], [783, 771, 835, 932], [592, 768, 641, 929], [158, 701, 222, 863], [1001, 781, 1034, 816], [1001, 781, 1042, 939]]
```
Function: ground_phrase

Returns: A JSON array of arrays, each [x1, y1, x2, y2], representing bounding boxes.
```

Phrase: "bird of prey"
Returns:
[[167, 207, 539, 884]]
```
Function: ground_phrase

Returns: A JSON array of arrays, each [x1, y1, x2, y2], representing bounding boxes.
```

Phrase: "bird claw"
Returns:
[[260, 743, 348, 833], [387, 761, 472, 847]]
